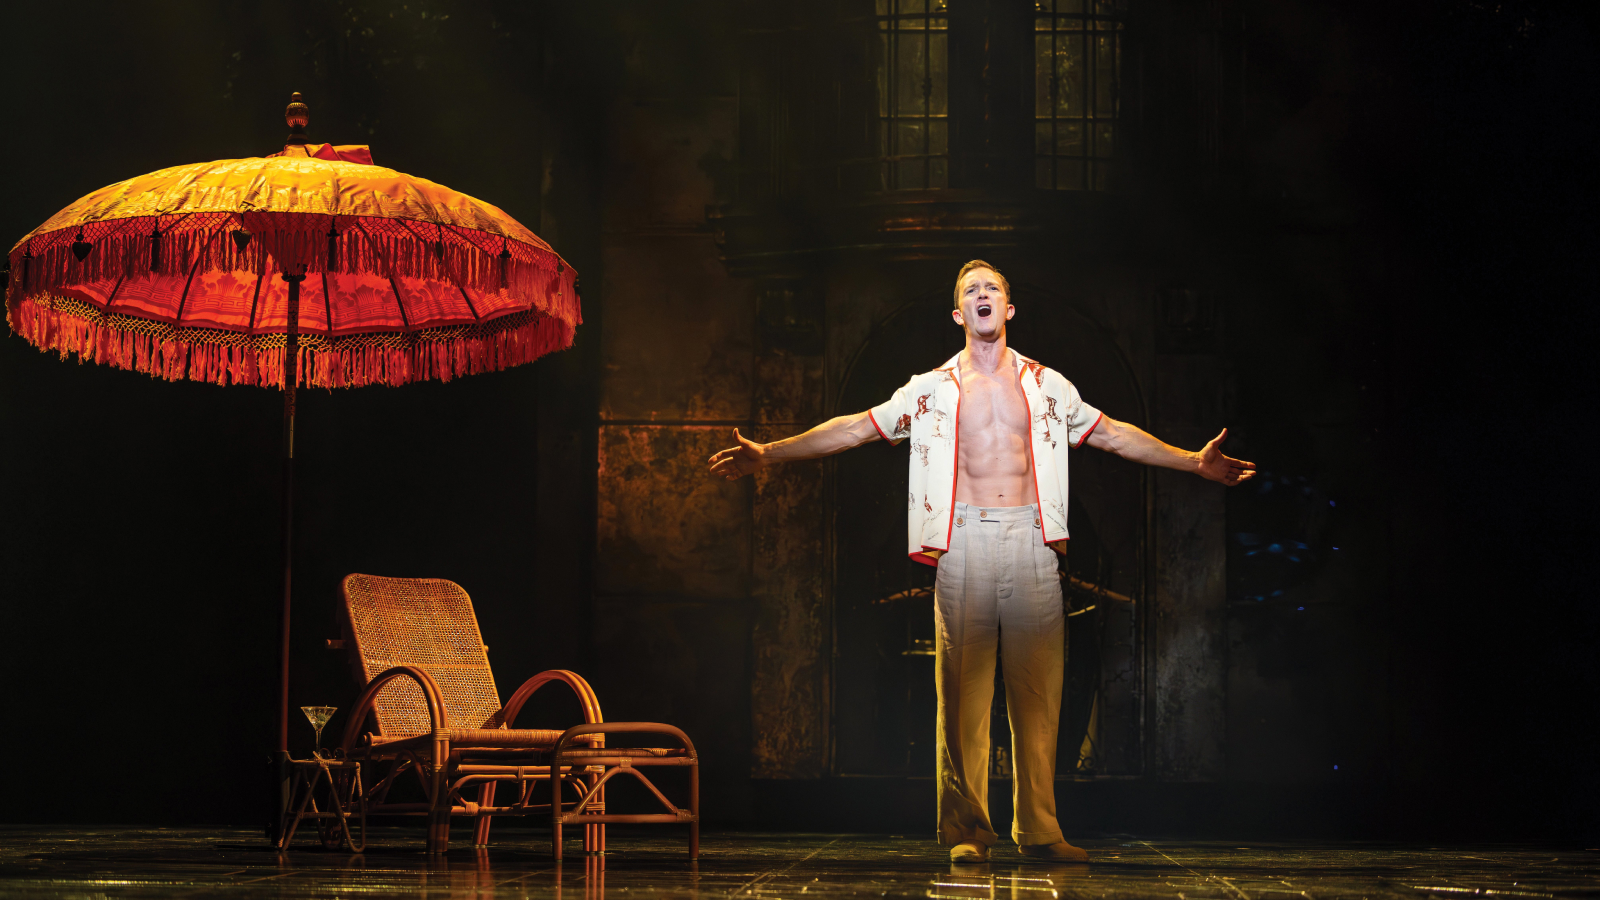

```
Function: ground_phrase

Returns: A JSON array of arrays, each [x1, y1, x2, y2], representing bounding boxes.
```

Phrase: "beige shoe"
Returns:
[[1018, 841, 1089, 862], [950, 841, 989, 863]]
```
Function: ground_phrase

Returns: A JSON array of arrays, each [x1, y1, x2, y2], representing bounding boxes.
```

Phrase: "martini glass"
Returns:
[[301, 706, 338, 758]]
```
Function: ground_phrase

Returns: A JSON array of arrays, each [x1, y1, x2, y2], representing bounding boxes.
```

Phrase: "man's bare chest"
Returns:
[[958, 373, 1031, 439]]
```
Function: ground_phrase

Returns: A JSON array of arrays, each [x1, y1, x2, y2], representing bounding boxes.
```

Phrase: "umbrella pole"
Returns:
[[271, 272, 305, 845]]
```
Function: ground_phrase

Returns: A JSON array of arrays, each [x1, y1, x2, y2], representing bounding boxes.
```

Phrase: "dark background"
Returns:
[[1, 0, 1595, 839]]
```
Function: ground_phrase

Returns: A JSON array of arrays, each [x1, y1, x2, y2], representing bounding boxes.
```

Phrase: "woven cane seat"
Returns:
[[369, 728, 566, 747], [343, 574, 502, 736]]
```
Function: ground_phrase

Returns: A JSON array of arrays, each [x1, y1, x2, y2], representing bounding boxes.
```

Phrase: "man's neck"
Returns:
[[961, 333, 1010, 375]]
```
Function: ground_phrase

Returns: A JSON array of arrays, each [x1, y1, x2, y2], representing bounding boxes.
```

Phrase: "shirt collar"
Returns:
[[940, 348, 1033, 384]]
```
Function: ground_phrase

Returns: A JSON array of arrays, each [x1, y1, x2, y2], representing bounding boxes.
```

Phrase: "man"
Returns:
[[709, 261, 1255, 863]]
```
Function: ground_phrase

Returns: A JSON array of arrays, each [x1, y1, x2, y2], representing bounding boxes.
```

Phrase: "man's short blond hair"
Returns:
[[953, 260, 1010, 308]]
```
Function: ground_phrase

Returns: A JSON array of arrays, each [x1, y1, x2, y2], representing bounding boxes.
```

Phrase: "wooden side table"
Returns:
[[278, 757, 365, 851]]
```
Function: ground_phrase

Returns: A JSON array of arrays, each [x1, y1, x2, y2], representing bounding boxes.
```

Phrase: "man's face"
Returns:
[[952, 267, 1014, 340]]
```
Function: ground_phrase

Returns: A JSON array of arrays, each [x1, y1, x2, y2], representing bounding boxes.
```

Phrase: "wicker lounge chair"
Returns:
[[327, 573, 699, 857]]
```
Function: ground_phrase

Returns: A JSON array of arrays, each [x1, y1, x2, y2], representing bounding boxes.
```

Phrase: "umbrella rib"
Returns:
[[90, 217, 136, 244], [157, 211, 196, 235], [396, 219, 432, 244], [321, 270, 335, 335], [351, 219, 411, 331], [456, 286, 482, 323], [102, 274, 128, 316], [320, 265, 336, 336], [246, 247, 268, 333], [410, 219, 481, 324], [174, 220, 228, 327], [321, 200, 339, 338], [436, 221, 482, 324]]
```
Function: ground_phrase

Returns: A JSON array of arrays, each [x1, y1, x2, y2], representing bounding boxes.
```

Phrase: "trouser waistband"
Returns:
[[952, 502, 1040, 527]]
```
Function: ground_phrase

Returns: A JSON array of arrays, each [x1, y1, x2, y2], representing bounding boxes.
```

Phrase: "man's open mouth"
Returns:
[[977, 304, 992, 317]]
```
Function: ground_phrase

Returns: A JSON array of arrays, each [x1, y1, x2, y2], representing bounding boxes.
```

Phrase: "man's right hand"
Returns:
[[709, 428, 768, 480]]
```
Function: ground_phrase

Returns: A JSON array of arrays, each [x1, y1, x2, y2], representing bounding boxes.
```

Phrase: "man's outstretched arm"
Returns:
[[1083, 419, 1257, 486], [708, 412, 882, 481]]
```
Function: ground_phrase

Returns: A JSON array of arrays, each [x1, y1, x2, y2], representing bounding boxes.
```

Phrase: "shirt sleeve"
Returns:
[[867, 376, 917, 446], [1062, 379, 1104, 449]]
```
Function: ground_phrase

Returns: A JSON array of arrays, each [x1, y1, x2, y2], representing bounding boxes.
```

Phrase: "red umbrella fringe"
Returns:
[[9, 213, 579, 329], [6, 293, 575, 388]]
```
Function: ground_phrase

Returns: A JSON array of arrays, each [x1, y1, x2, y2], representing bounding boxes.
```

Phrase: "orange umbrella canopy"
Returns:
[[6, 138, 579, 388]]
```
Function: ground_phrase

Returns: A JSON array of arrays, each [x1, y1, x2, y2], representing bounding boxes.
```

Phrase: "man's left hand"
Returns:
[[1196, 428, 1257, 486]]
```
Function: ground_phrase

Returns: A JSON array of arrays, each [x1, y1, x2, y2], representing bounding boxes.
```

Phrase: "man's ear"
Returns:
[[952, 308, 964, 327], [1005, 304, 1016, 320]]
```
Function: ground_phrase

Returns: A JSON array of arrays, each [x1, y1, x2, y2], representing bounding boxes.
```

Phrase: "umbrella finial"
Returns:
[[286, 92, 310, 146]]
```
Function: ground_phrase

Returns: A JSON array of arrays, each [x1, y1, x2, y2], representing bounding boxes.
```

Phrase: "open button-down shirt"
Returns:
[[867, 350, 1103, 566]]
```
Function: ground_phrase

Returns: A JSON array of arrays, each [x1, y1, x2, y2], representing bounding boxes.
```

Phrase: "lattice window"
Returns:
[[877, 0, 949, 190], [1035, 0, 1126, 191]]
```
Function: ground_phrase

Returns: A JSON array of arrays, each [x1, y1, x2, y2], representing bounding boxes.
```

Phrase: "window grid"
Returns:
[[877, 0, 949, 191], [1035, 0, 1125, 191]]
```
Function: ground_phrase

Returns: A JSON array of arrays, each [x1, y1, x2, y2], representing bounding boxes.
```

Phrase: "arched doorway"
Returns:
[[831, 283, 1147, 779]]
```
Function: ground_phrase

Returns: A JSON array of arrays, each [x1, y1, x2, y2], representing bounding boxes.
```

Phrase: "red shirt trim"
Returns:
[[1017, 365, 1050, 547], [937, 369, 962, 552], [867, 409, 893, 443], [1073, 411, 1104, 449]]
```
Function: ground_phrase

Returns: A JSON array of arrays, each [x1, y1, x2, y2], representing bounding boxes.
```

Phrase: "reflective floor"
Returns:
[[2, 827, 1597, 900]]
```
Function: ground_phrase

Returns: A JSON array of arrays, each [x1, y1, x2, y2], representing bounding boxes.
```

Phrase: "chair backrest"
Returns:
[[341, 574, 502, 736]]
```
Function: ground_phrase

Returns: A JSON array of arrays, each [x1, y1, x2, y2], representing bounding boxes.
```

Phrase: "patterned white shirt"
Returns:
[[868, 350, 1102, 566]]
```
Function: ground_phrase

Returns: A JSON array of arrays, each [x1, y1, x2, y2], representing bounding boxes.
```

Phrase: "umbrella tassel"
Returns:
[[26, 301, 47, 353], [50, 307, 69, 360], [6, 291, 574, 388], [182, 228, 204, 276], [346, 227, 361, 275], [100, 325, 116, 369], [34, 245, 59, 294], [158, 231, 179, 279], [163, 230, 186, 278], [18, 298, 40, 351], [90, 316, 108, 364]]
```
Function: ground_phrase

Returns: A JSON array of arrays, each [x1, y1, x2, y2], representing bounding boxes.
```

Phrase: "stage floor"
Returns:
[[1, 828, 1596, 899]]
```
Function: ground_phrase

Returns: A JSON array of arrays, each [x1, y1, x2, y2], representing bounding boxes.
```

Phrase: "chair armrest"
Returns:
[[498, 670, 603, 731], [338, 665, 450, 752], [551, 722, 697, 760]]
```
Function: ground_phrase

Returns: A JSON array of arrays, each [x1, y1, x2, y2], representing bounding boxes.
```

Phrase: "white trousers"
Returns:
[[934, 502, 1065, 847]]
